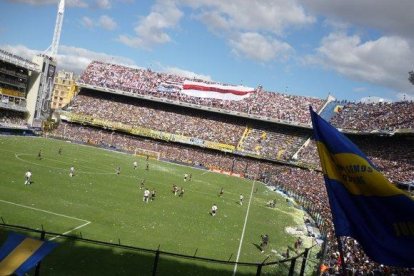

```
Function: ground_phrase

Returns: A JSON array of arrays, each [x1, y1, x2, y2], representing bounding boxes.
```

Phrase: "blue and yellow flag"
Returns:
[[0, 233, 58, 276], [310, 108, 414, 267]]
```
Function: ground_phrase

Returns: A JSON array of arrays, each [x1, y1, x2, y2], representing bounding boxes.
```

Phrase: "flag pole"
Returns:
[[336, 236, 346, 276]]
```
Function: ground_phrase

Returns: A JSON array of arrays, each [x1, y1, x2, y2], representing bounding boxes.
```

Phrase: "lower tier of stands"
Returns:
[[0, 109, 27, 128]]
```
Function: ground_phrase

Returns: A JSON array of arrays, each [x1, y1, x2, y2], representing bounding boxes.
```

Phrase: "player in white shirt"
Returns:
[[69, 166, 75, 177], [24, 170, 32, 185], [239, 194, 244, 206], [133, 161, 138, 169], [210, 204, 218, 216], [143, 188, 150, 203], [184, 173, 188, 182]]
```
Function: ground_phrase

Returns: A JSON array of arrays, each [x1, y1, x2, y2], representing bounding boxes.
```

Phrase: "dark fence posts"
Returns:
[[152, 245, 160, 276], [256, 255, 269, 276], [299, 248, 310, 276], [34, 230, 46, 276], [288, 257, 296, 276], [256, 263, 263, 276]]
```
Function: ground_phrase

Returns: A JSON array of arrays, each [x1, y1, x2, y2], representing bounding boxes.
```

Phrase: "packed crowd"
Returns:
[[78, 61, 325, 124], [48, 121, 412, 274], [267, 167, 412, 275], [0, 109, 27, 127], [71, 91, 246, 146], [296, 136, 414, 183], [239, 126, 308, 160], [331, 101, 414, 131]]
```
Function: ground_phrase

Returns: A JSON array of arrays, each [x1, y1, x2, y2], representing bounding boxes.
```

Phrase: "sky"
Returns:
[[1, 0, 413, 102]]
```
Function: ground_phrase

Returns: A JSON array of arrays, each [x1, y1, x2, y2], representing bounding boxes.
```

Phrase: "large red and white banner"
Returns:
[[181, 80, 255, 101]]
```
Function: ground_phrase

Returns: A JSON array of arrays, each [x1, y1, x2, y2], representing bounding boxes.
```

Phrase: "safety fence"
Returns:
[[0, 222, 317, 275]]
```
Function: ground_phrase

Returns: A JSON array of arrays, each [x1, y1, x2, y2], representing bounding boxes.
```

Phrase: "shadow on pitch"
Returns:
[[0, 229, 269, 276]]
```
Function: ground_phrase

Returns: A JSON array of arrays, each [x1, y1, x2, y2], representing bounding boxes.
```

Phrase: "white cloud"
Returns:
[[187, 0, 315, 35], [95, 0, 111, 9], [308, 32, 414, 97], [229, 32, 293, 62], [66, 0, 88, 7], [81, 16, 94, 29], [7, 0, 88, 8], [0, 44, 137, 74], [162, 66, 212, 81], [184, 1, 313, 62], [302, 0, 414, 40], [0, 44, 40, 60], [118, 0, 183, 49], [119, 0, 313, 58], [359, 96, 391, 103], [99, 15, 117, 30], [81, 15, 117, 31]]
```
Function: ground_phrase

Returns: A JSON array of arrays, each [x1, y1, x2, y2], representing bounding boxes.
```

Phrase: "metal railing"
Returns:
[[0, 222, 317, 275]]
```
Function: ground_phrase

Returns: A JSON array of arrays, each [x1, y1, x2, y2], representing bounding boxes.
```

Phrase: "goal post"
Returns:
[[134, 148, 160, 160]]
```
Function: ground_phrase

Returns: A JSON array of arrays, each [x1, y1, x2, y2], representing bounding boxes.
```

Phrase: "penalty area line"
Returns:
[[233, 181, 255, 276], [0, 199, 91, 241], [48, 221, 91, 241]]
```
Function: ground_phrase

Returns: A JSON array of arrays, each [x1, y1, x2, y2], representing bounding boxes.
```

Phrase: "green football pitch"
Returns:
[[0, 136, 319, 275]]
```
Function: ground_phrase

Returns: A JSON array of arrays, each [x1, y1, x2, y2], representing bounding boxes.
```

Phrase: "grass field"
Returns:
[[0, 136, 320, 275]]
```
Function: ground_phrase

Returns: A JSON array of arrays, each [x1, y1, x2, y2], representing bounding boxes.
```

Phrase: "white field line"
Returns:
[[48, 221, 91, 241], [0, 199, 91, 241], [233, 181, 255, 276]]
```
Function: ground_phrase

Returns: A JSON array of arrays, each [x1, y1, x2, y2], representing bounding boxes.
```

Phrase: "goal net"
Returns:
[[134, 148, 160, 160]]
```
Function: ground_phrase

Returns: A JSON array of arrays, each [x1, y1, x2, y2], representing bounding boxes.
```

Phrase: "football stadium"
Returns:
[[1, 1, 414, 275]]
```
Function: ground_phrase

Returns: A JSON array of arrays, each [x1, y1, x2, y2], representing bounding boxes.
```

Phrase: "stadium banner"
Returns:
[[170, 134, 191, 144], [181, 80, 255, 101], [0, 233, 58, 276], [310, 107, 414, 267], [157, 81, 182, 93], [190, 137, 204, 146], [65, 113, 236, 154], [204, 141, 235, 152]]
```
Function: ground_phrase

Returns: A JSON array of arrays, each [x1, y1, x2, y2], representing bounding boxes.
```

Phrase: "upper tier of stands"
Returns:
[[78, 61, 326, 125], [296, 136, 414, 183], [330, 101, 414, 131]]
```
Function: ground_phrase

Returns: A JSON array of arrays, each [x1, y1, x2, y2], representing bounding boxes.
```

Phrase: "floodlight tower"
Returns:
[[27, 0, 64, 126], [50, 0, 65, 58]]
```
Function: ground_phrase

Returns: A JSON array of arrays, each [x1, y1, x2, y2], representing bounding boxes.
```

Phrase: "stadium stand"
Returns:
[[69, 91, 246, 146], [237, 124, 308, 160], [78, 61, 326, 125], [0, 109, 27, 128], [330, 101, 414, 131], [295, 136, 414, 183], [0, 54, 31, 127]]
